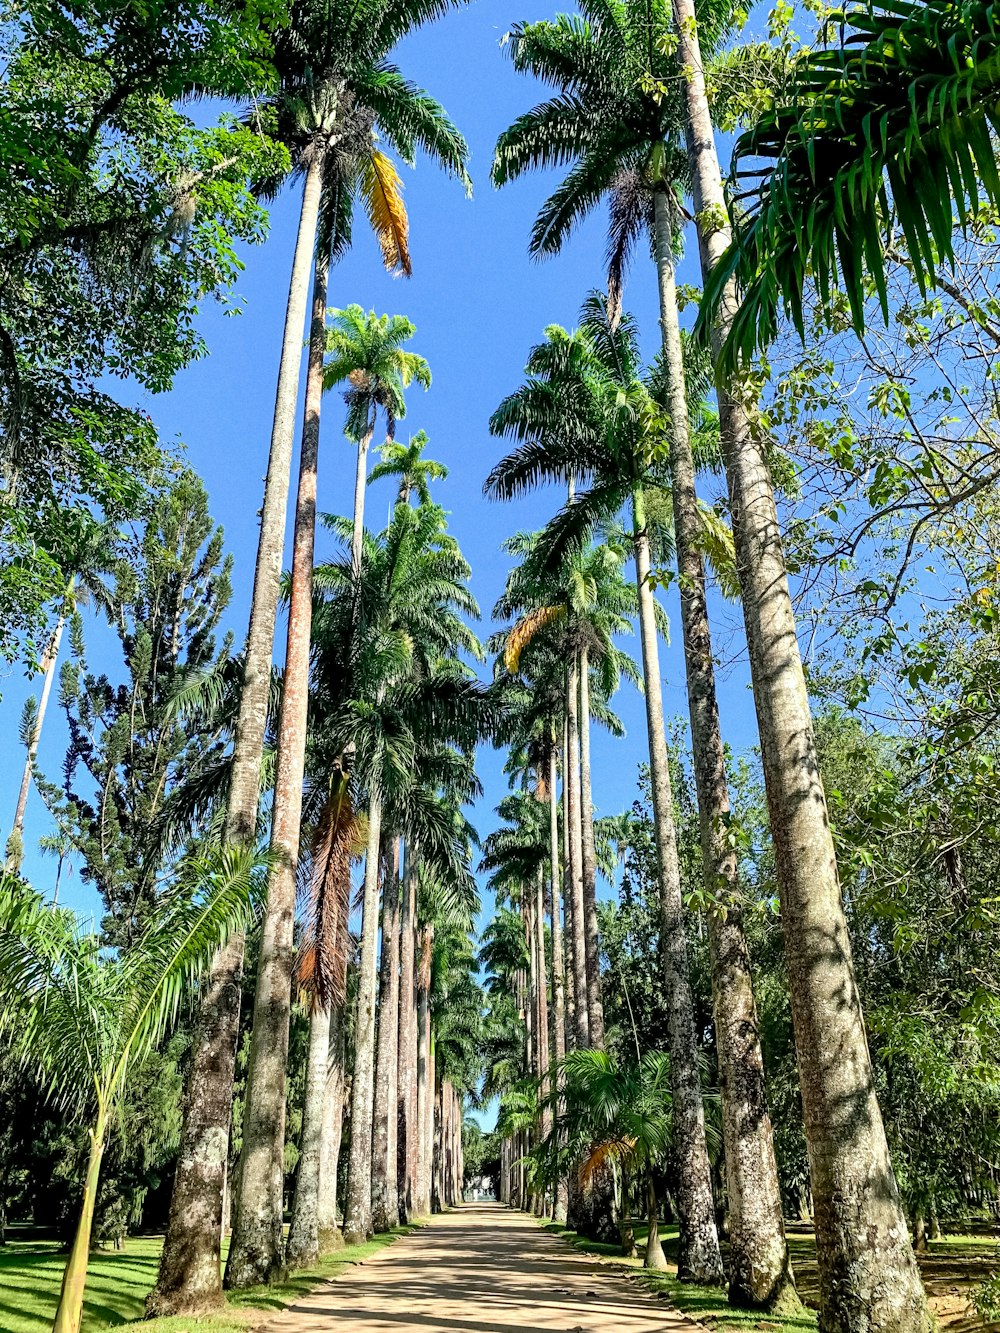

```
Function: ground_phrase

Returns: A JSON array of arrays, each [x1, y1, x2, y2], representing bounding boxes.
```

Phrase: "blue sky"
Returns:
[[0, 2, 759, 924]]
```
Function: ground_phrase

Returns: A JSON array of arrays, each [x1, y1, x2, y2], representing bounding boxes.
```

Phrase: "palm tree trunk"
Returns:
[[630, 488, 725, 1286], [372, 840, 402, 1233], [644, 1175, 668, 1272], [548, 743, 569, 1224], [533, 865, 551, 1135], [10, 593, 70, 863], [352, 413, 377, 577], [432, 1082, 443, 1212], [561, 724, 577, 1055], [652, 191, 796, 1310], [226, 164, 333, 1291], [52, 1117, 106, 1333], [577, 645, 604, 1048], [414, 922, 434, 1216], [670, 8, 930, 1327], [286, 1003, 330, 1269], [397, 862, 418, 1220], [565, 655, 590, 1048], [427, 1031, 438, 1211], [152, 150, 327, 1316], [343, 799, 384, 1244], [318, 1006, 346, 1250]]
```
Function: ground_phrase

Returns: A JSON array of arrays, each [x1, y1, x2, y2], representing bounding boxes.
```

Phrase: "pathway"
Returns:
[[261, 1204, 700, 1333]]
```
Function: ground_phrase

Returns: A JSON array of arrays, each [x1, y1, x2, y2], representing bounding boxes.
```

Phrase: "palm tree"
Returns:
[[165, 0, 469, 1301], [703, 0, 1000, 363], [558, 1048, 676, 1271], [0, 849, 266, 1333], [369, 430, 448, 507], [494, 7, 795, 1304], [487, 301, 725, 1284], [670, 0, 931, 1320], [323, 306, 432, 574], [308, 501, 486, 1243]]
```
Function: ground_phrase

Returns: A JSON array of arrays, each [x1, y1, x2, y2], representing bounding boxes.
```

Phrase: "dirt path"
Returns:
[[261, 1204, 699, 1333]]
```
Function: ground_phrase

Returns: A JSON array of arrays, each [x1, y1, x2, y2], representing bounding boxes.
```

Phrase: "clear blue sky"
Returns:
[[0, 3, 758, 922]]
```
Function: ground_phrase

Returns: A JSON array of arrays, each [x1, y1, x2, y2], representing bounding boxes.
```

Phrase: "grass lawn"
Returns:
[[541, 1218, 1000, 1333], [0, 1226, 420, 1333]]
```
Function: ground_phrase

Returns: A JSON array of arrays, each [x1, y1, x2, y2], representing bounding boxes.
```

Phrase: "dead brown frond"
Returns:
[[361, 150, 412, 278], [297, 775, 363, 1011], [503, 605, 565, 674], [578, 1136, 635, 1187]]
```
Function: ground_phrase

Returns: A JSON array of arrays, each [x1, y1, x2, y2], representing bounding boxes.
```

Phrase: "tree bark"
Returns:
[[52, 1118, 105, 1333], [671, 4, 931, 1327], [153, 150, 326, 1315], [577, 645, 605, 1049], [226, 163, 333, 1291], [286, 1004, 330, 1268], [548, 742, 569, 1224], [318, 1005, 346, 1251], [565, 654, 590, 1048], [414, 922, 434, 1216], [10, 596, 69, 860], [343, 800, 384, 1243], [351, 415, 376, 578], [631, 489, 725, 1286], [652, 191, 795, 1311], [397, 862, 418, 1220], [372, 841, 402, 1233], [644, 1176, 668, 1272]]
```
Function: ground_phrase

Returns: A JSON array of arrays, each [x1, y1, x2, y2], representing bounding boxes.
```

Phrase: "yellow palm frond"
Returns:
[[579, 1135, 636, 1186], [504, 605, 565, 674], [361, 150, 412, 278]]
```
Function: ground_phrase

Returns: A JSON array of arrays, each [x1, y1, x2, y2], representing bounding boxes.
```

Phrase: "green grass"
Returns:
[[540, 1219, 818, 1333], [0, 1225, 421, 1333]]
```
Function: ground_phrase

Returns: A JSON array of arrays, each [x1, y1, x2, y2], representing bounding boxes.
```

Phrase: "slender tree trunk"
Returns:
[[10, 595, 69, 861], [318, 1006, 346, 1251], [372, 841, 402, 1233], [652, 191, 796, 1311], [631, 490, 725, 1286], [227, 164, 333, 1292], [52, 1118, 105, 1333], [286, 1004, 330, 1268], [351, 416, 376, 578], [565, 654, 590, 1048], [152, 152, 326, 1316], [644, 1176, 668, 1272], [562, 725, 577, 1056], [432, 1082, 443, 1212], [397, 864, 417, 1220], [671, 7, 930, 1328], [426, 1030, 438, 1212], [533, 865, 551, 1139], [343, 800, 384, 1243], [414, 922, 433, 1217], [548, 743, 569, 1224], [577, 645, 605, 1049]]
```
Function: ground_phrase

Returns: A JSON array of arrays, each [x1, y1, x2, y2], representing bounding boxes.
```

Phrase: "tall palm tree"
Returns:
[[0, 850, 267, 1333], [309, 502, 486, 1243], [671, 0, 931, 1319], [324, 306, 432, 574], [163, 0, 470, 1303], [493, 7, 796, 1306], [369, 430, 448, 507], [487, 300, 725, 1284]]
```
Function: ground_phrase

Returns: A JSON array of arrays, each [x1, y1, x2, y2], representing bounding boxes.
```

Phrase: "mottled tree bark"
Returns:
[[565, 657, 590, 1048], [286, 1005, 331, 1268], [151, 152, 327, 1314], [577, 645, 605, 1048], [653, 192, 796, 1310], [671, 4, 931, 1327], [414, 922, 434, 1217], [397, 864, 418, 1220], [343, 806, 384, 1243], [372, 842, 402, 1232], [226, 168, 333, 1291], [631, 489, 725, 1286], [318, 1006, 346, 1251], [548, 743, 569, 1223]]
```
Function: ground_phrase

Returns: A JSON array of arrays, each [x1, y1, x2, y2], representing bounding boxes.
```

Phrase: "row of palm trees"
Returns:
[[482, 0, 933, 1323], [145, 0, 478, 1313]]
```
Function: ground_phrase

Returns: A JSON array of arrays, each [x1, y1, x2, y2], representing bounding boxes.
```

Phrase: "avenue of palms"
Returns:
[[3, 1, 1000, 1332]]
